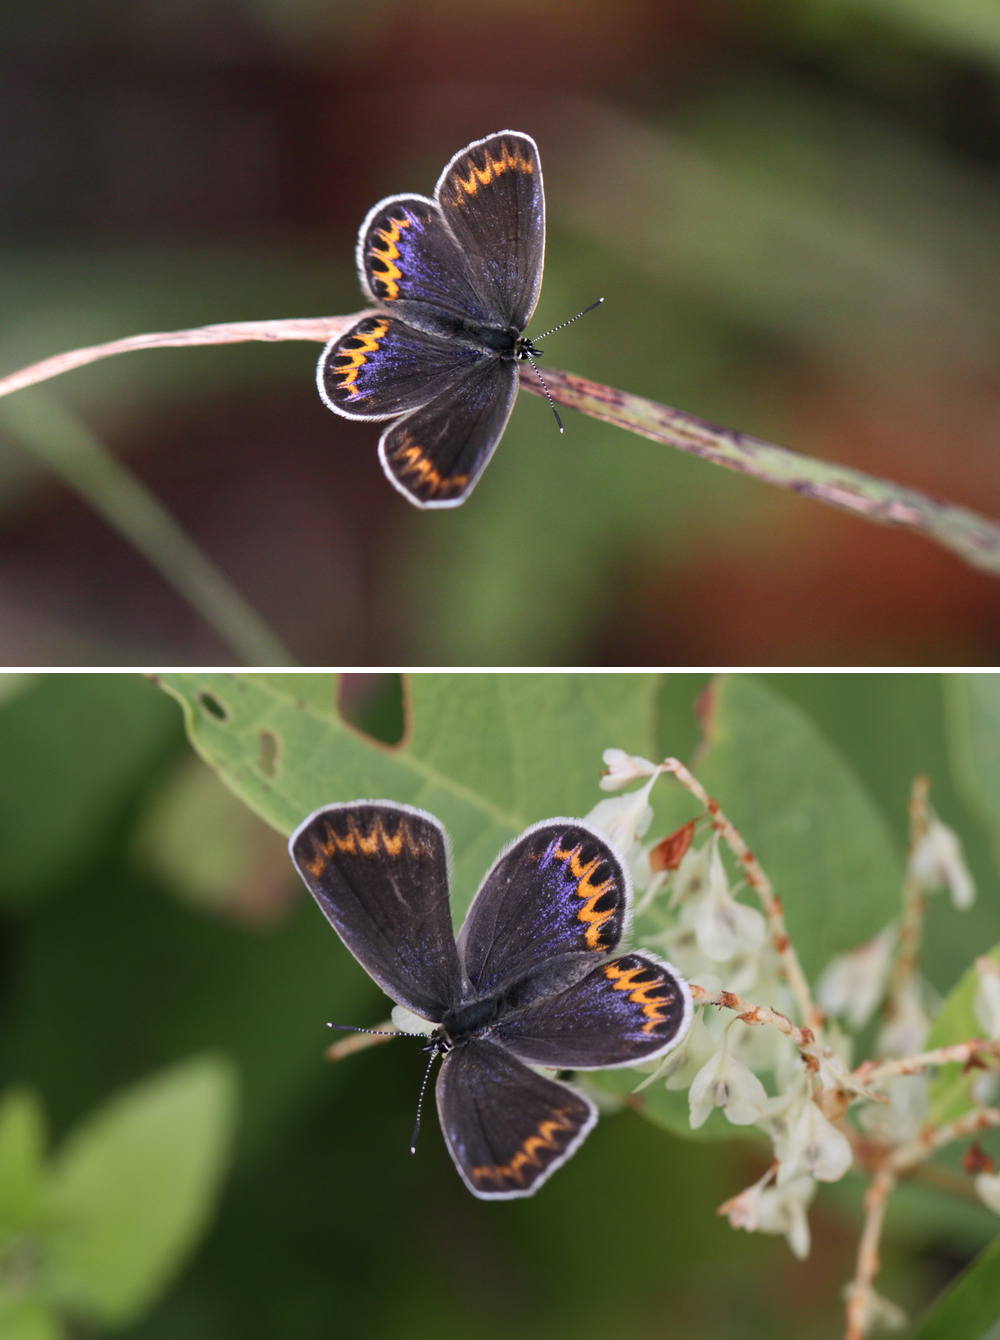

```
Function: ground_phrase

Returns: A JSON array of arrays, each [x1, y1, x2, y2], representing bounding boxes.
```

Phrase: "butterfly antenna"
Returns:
[[526, 297, 604, 433], [525, 357, 564, 434], [409, 1047, 440, 1155], [532, 296, 605, 342], [325, 1023, 425, 1038]]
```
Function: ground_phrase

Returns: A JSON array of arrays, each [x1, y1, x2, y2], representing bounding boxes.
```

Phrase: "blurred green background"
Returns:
[[1, 1, 999, 665], [1, 671, 998, 1338]]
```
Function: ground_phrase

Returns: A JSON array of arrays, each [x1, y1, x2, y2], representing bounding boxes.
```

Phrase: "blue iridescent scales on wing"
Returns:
[[319, 316, 486, 419], [289, 801, 693, 1199], [316, 130, 546, 508]]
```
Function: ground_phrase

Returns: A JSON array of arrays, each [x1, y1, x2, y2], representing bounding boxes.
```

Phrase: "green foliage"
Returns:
[[0, 1091, 46, 1231], [0, 675, 178, 907], [649, 674, 902, 973], [947, 674, 1000, 873], [158, 671, 912, 1141], [912, 1236, 1000, 1340], [0, 1294, 62, 1340], [2, 673, 996, 1338], [135, 756, 277, 913], [926, 944, 1000, 1125], [157, 672, 658, 919], [0, 1060, 236, 1335]]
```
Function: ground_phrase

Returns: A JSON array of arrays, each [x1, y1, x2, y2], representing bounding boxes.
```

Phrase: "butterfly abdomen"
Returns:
[[387, 300, 522, 358]]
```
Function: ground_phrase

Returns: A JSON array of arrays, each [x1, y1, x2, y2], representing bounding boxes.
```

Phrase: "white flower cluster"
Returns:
[[584, 750, 993, 1264]]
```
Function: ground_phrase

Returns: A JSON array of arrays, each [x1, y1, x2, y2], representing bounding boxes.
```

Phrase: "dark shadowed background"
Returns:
[[1, 2, 999, 666]]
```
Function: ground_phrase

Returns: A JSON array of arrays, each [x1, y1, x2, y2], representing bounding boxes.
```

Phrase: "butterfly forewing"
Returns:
[[456, 820, 629, 999], [436, 131, 545, 331], [436, 1039, 596, 1200], [491, 952, 693, 1070], [379, 357, 518, 508], [318, 316, 486, 421], [318, 131, 547, 507], [289, 801, 461, 1020]]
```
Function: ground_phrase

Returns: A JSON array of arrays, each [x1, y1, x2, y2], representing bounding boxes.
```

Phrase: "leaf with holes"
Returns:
[[155, 673, 659, 922], [155, 670, 659, 921]]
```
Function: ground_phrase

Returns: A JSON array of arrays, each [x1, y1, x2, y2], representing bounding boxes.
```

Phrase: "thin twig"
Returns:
[[521, 368, 1000, 575], [691, 983, 816, 1054], [1, 314, 998, 573], [662, 757, 823, 1035], [841, 1105, 1000, 1337], [885, 776, 931, 1016], [844, 1166, 896, 1340], [0, 316, 353, 398], [890, 1104, 1000, 1173], [855, 1038, 1000, 1088]]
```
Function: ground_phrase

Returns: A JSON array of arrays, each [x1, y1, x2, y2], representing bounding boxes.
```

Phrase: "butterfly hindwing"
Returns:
[[319, 132, 548, 507], [436, 1038, 596, 1200], [317, 315, 486, 421], [436, 131, 544, 331], [491, 952, 693, 1070], [289, 801, 460, 1020], [456, 819, 629, 999], [378, 355, 517, 508]]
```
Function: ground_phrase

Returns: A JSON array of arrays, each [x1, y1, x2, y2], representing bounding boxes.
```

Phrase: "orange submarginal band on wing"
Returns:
[[332, 318, 390, 399], [604, 961, 671, 1034], [368, 215, 412, 300], [389, 433, 470, 499], [450, 143, 535, 204], [555, 843, 618, 951], [304, 814, 424, 876], [470, 1108, 577, 1190]]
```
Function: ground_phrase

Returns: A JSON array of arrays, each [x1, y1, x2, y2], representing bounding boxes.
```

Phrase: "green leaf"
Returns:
[[660, 674, 902, 977], [0, 1292, 63, 1340], [44, 1056, 237, 1327], [156, 672, 658, 920], [0, 1090, 46, 1229], [947, 674, 1000, 873], [134, 756, 280, 914], [913, 1236, 1000, 1340], [926, 944, 1000, 1125], [0, 675, 178, 907]]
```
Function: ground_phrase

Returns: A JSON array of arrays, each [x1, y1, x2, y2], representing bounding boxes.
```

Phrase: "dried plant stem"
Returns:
[[662, 757, 823, 1035], [885, 776, 931, 1013], [844, 1105, 1000, 1336], [1, 314, 998, 574], [521, 368, 1000, 576], [0, 316, 352, 398], [691, 983, 816, 1053], [855, 1038, 1000, 1087], [844, 1166, 896, 1340], [890, 1104, 1000, 1173]]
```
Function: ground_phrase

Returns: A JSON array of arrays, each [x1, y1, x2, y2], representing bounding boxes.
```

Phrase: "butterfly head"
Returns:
[[515, 335, 543, 361]]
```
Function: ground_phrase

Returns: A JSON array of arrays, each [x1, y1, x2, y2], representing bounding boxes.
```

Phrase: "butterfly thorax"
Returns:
[[437, 994, 506, 1045], [386, 300, 538, 362]]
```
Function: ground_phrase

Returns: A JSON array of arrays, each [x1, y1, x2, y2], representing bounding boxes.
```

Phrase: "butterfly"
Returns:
[[316, 131, 555, 509], [289, 800, 692, 1199]]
